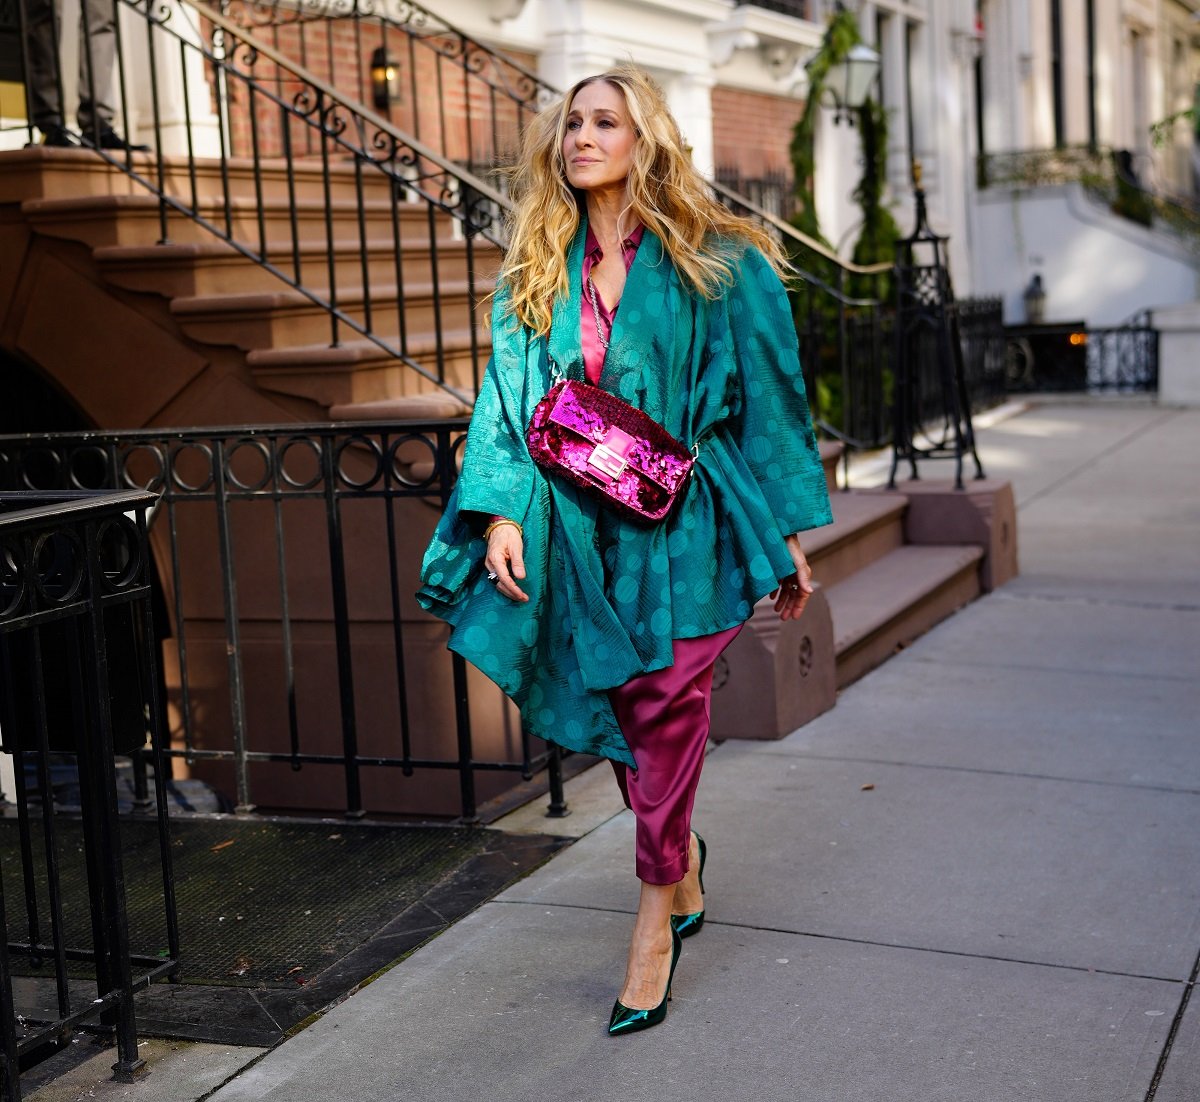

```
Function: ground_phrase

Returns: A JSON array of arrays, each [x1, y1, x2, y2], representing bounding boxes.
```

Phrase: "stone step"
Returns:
[[247, 333, 487, 408], [169, 278, 488, 351], [0, 147, 410, 205], [22, 193, 449, 249], [826, 543, 984, 689], [93, 236, 502, 298], [805, 490, 908, 590]]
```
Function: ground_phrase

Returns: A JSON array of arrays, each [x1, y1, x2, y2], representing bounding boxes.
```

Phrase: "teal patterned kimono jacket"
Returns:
[[417, 222, 832, 767]]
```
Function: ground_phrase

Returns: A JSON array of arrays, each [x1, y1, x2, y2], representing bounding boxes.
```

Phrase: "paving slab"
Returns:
[[963, 402, 1175, 507], [975, 406, 1200, 604], [893, 590, 1198, 681], [206, 902, 1177, 1102], [1154, 986, 1200, 1102], [767, 656, 1200, 790], [25, 1039, 264, 1102], [500, 750, 1200, 980]]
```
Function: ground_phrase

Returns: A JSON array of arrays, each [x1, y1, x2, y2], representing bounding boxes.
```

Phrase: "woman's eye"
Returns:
[[566, 120, 580, 130]]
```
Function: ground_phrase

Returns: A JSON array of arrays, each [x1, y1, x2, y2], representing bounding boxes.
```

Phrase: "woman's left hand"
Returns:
[[771, 534, 815, 621]]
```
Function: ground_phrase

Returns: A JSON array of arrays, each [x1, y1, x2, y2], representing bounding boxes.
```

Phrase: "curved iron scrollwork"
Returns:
[[0, 423, 514, 824]]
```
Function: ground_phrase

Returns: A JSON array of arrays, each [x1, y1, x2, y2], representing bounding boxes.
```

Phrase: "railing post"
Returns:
[[80, 519, 145, 1082], [210, 440, 254, 814], [321, 438, 364, 818]]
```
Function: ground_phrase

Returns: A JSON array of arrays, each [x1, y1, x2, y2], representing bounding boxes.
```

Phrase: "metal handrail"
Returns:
[[213, 0, 891, 289], [193, 0, 510, 210], [215, 0, 557, 109], [69, 0, 516, 404], [708, 178, 893, 278]]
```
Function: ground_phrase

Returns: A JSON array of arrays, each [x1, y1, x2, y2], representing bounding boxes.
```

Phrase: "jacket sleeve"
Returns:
[[453, 297, 537, 523], [724, 245, 833, 535]]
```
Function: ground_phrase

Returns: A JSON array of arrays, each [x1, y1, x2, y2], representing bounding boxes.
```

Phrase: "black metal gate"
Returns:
[[0, 490, 179, 1100]]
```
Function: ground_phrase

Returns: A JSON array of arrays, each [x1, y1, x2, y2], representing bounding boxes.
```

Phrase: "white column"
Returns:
[[878, 10, 907, 185], [121, 0, 222, 155], [537, 0, 616, 92], [667, 71, 716, 179]]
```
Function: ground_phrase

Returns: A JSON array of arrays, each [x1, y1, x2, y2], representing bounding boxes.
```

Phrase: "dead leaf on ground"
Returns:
[[210, 839, 235, 852], [227, 955, 254, 977], [860, 783, 876, 791]]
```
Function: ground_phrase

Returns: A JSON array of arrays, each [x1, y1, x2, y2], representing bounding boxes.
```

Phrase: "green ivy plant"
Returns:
[[789, 4, 860, 250], [849, 95, 902, 302]]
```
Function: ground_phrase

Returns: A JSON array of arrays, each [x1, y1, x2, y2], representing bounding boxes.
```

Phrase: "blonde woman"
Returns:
[[419, 66, 832, 1035]]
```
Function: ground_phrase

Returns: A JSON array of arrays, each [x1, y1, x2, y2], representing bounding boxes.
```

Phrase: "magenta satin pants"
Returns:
[[608, 625, 742, 885]]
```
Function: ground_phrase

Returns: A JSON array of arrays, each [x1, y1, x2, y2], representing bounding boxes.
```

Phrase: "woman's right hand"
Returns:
[[485, 523, 529, 603]]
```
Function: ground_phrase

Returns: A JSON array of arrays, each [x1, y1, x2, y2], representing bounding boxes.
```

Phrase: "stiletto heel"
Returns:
[[670, 831, 707, 939], [607, 927, 683, 1036]]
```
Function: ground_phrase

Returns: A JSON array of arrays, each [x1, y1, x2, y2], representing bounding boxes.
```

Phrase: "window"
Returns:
[[1050, 0, 1065, 148]]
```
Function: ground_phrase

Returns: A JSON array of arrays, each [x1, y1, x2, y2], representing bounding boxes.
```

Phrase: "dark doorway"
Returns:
[[0, 348, 91, 434]]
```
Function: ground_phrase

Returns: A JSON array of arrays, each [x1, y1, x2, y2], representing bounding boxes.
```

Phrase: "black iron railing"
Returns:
[[210, 0, 555, 174], [0, 423, 562, 823], [710, 179, 895, 485], [1003, 315, 1158, 393], [714, 167, 797, 224], [10, 0, 509, 403], [735, 0, 812, 19], [1085, 312, 1159, 391], [0, 490, 179, 1099], [977, 146, 1200, 254]]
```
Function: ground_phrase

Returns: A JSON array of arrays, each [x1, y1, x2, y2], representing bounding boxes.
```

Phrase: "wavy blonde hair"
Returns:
[[500, 65, 787, 336]]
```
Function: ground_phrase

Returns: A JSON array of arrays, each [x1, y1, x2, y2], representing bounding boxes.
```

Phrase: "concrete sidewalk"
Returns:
[[203, 400, 1199, 1102]]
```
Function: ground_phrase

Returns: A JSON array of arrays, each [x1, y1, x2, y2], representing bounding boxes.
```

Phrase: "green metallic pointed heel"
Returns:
[[670, 832, 707, 940], [607, 927, 683, 1037]]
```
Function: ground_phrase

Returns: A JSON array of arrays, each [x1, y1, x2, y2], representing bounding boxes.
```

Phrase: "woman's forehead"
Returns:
[[568, 81, 627, 116]]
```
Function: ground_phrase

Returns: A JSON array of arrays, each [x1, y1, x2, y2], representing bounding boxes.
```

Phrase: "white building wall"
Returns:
[[971, 0, 1199, 325], [369, 0, 1200, 334], [974, 183, 1198, 324]]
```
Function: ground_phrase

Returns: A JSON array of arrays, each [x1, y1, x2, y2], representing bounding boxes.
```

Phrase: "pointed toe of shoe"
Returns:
[[607, 999, 668, 1035]]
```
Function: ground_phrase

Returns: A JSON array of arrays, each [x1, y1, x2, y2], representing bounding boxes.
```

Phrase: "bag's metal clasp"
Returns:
[[587, 427, 634, 483]]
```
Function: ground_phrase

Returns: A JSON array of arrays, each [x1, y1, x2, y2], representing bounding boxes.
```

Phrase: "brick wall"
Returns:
[[217, 18, 540, 169], [712, 84, 804, 178]]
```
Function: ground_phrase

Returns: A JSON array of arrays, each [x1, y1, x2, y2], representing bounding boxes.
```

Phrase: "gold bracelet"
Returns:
[[484, 518, 523, 540]]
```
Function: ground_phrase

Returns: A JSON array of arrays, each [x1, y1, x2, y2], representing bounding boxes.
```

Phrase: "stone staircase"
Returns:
[[710, 444, 1012, 742], [1, 148, 495, 415]]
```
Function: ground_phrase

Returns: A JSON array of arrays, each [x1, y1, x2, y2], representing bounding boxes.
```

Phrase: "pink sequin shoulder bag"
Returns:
[[525, 362, 695, 524]]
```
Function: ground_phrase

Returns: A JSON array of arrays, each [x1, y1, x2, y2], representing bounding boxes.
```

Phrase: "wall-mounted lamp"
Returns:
[[371, 46, 401, 111], [811, 43, 881, 125]]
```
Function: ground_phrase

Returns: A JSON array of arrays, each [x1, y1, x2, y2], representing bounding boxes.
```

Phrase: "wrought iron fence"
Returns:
[[209, 0, 555, 172], [1085, 313, 1159, 392], [714, 167, 796, 224], [734, 0, 811, 18], [0, 422, 561, 823], [1003, 316, 1158, 393], [0, 490, 179, 1099], [977, 146, 1200, 254]]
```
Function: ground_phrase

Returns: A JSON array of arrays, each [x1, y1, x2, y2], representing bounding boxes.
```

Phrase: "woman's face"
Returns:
[[562, 80, 638, 194]]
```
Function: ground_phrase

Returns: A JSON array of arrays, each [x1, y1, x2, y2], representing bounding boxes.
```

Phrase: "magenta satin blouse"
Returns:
[[581, 222, 644, 384]]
